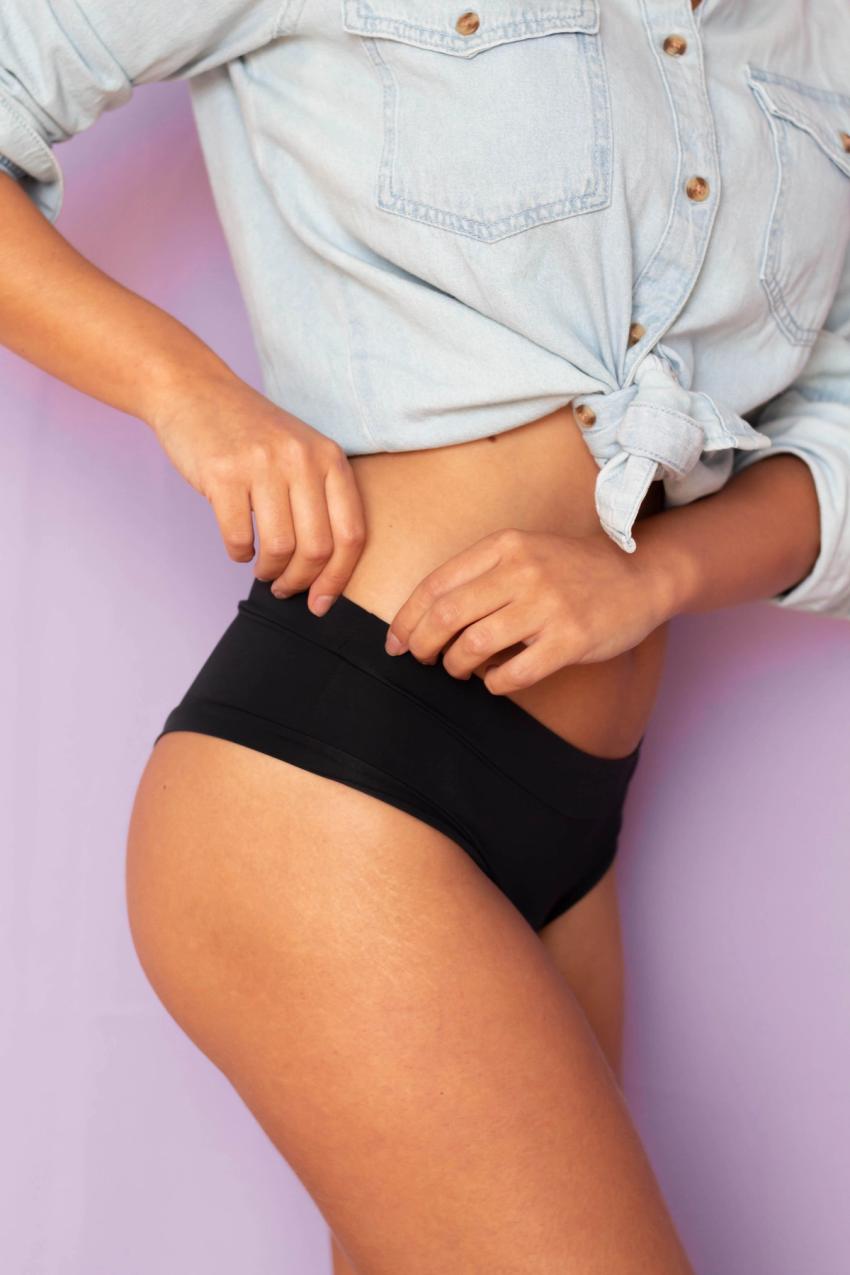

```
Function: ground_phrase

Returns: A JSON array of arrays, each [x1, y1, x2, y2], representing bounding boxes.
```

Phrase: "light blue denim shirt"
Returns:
[[2, 1, 850, 617]]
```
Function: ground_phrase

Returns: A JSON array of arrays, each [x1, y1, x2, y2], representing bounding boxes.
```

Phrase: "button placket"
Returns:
[[568, 1, 725, 555], [624, 0, 721, 388]]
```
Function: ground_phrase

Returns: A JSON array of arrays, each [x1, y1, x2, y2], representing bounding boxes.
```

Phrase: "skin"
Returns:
[[2, 168, 820, 1272]]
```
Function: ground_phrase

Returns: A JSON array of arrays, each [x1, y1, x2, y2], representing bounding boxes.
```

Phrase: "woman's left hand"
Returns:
[[383, 527, 675, 694]]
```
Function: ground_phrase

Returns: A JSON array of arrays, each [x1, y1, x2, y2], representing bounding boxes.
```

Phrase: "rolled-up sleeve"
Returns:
[[731, 238, 850, 621], [0, 0, 289, 222]]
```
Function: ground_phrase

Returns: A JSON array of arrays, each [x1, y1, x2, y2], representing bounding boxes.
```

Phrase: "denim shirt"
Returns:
[[2, 1, 850, 617]]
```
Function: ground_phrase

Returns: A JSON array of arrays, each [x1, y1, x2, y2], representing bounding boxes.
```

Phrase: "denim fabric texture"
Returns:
[[2, 1, 849, 615]]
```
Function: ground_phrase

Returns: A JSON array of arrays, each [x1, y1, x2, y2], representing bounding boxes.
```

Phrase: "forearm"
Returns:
[[634, 452, 822, 617], [0, 171, 241, 427]]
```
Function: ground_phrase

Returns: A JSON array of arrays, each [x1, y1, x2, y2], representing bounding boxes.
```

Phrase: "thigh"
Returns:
[[537, 860, 625, 1083], [126, 730, 692, 1275]]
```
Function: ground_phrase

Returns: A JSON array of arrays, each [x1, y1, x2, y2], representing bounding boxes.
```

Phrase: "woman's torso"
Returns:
[[341, 401, 669, 759]]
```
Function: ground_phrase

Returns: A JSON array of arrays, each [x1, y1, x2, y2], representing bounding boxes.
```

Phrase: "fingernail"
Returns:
[[311, 594, 336, 616], [385, 631, 405, 655], [271, 587, 290, 599]]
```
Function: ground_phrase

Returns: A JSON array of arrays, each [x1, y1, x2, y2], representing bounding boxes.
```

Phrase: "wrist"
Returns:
[[139, 341, 245, 436], [630, 511, 701, 622]]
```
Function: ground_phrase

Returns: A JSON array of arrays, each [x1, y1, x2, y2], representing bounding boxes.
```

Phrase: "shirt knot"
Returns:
[[572, 349, 773, 552]]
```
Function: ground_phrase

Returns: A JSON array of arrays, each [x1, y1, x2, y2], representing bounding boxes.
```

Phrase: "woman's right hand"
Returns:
[[149, 374, 367, 615]]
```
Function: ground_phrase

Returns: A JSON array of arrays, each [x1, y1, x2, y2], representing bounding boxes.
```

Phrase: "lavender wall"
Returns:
[[1, 80, 848, 1275]]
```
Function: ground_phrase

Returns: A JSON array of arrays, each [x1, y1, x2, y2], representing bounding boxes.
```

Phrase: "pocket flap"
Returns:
[[747, 65, 850, 178], [342, 0, 600, 56]]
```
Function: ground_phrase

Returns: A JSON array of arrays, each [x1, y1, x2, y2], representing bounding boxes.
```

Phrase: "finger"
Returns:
[[250, 476, 296, 582], [482, 633, 565, 696], [440, 600, 545, 681], [306, 456, 368, 614], [207, 480, 255, 564], [386, 532, 505, 653], [402, 568, 516, 668], [271, 470, 335, 595]]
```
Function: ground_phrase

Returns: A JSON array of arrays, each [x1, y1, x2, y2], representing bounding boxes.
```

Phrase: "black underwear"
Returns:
[[154, 576, 643, 932]]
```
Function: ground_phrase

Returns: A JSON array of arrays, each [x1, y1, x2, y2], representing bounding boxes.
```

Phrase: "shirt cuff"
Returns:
[[0, 93, 64, 222], [733, 440, 850, 619]]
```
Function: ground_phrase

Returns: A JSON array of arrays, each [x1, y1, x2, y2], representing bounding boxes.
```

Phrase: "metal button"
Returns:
[[840, 131, 850, 152], [662, 34, 687, 56], [627, 321, 646, 347], [455, 11, 480, 35], [574, 402, 597, 429], [685, 175, 710, 201]]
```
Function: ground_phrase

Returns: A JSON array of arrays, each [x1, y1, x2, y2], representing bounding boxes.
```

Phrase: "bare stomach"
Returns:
[[341, 402, 669, 760]]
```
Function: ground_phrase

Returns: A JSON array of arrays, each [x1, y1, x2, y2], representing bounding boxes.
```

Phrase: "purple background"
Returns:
[[2, 80, 848, 1275]]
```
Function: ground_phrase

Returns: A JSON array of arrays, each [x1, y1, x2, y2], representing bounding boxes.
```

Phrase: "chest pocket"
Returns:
[[747, 65, 850, 347], [341, 0, 612, 242]]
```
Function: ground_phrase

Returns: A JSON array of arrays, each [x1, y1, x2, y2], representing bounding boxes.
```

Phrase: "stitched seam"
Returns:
[[749, 78, 823, 347], [747, 64, 850, 110], [630, 0, 685, 298], [0, 94, 61, 176], [232, 68, 298, 381], [0, 153, 26, 178], [748, 74, 850, 179], [274, 0, 307, 38], [346, 4, 597, 48]]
